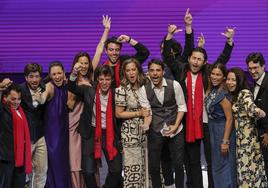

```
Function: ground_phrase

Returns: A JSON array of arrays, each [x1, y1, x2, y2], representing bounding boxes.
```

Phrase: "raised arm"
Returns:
[[163, 8, 194, 63], [165, 24, 182, 41], [184, 8, 192, 35], [163, 24, 182, 59], [68, 62, 87, 97], [182, 8, 194, 61], [221, 27, 235, 46], [197, 33, 205, 48], [162, 9, 194, 80], [117, 34, 150, 64], [162, 24, 184, 80], [38, 82, 54, 104], [91, 15, 111, 70], [215, 27, 235, 64], [0, 78, 13, 91]]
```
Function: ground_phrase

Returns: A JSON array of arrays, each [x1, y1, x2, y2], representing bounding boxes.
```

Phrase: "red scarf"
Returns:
[[104, 60, 121, 87], [3, 99, 32, 174], [186, 71, 204, 142], [94, 85, 117, 160]]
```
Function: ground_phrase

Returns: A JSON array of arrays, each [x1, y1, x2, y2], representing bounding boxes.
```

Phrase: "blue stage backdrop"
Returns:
[[0, 0, 268, 73]]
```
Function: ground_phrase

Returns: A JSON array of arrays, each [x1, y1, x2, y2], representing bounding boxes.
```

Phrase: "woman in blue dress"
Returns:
[[204, 63, 236, 188]]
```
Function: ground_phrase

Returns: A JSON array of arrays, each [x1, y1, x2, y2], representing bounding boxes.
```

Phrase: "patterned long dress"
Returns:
[[205, 88, 237, 188], [115, 84, 149, 188], [232, 89, 267, 188]]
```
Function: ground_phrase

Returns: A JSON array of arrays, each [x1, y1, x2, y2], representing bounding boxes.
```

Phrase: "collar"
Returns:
[[150, 78, 167, 89], [29, 87, 37, 95], [256, 72, 266, 86], [98, 89, 109, 98], [107, 59, 119, 67]]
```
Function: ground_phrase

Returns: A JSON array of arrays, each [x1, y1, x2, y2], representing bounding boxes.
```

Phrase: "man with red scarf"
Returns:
[[163, 21, 235, 187], [68, 64, 122, 188], [0, 84, 32, 188], [103, 35, 150, 88]]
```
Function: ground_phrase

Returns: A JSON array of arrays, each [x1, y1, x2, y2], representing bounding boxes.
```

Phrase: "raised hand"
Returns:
[[102, 15, 111, 30], [197, 33, 205, 48], [92, 15, 111, 70], [184, 8, 192, 26], [32, 90, 43, 103], [221, 27, 235, 39], [165, 24, 182, 40], [72, 62, 83, 75], [168, 24, 182, 35], [117, 35, 130, 43], [0, 78, 13, 91]]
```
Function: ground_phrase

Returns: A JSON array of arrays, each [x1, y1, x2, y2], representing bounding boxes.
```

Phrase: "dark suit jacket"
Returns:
[[163, 37, 233, 100], [0, 102, 15, 162], [20, 83, 45, 143], [68, 79, 121, 156], [254, 73, 268, 134]]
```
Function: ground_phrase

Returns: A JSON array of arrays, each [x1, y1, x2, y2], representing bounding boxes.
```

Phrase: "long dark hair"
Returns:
[[43, 61, 65, 83], [207, 62, 227, 93], [72, 51, 93, 81], [227, 67, 250, 102]]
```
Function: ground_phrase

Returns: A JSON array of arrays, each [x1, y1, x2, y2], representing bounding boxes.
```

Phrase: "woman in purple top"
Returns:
[[42, 61, 71, 188]]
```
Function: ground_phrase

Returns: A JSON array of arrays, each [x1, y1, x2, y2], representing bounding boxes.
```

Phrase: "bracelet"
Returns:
[[222, 139, 230, 145], [128, 37, 131, 43]]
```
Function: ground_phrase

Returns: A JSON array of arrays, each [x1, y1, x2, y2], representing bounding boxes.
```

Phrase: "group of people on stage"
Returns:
[[0, 8, 268, 188]]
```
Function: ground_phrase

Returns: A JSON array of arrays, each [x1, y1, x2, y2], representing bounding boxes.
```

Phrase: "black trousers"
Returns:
[[148, 130, 184, 188], [161, 143, 174, 186], [81, 130, 122, 188], [0, 161, 26, 188], [185, 123, 214, 188]]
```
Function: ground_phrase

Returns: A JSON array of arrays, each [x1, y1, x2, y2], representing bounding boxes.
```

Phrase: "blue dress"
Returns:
[[205, 88, 236, 188], [44, 82, 71, 188]]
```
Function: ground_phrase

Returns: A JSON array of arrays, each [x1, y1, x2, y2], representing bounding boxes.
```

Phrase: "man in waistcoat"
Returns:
[[139, 59, 187, 188]]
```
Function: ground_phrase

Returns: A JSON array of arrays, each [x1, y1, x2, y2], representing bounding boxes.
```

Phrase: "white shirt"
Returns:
[[254, 72, 265, 100], [138, 78, 187, 133], [16, 109, 22, 118], [29, 88, 39, 108], [91, 90, 109, 129]]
